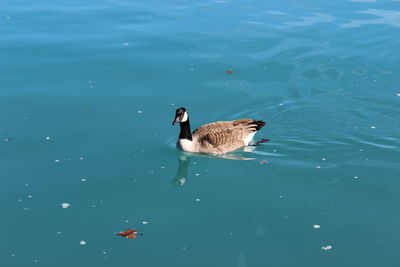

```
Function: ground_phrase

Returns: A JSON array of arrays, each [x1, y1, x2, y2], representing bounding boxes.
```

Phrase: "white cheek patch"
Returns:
[[181, 111, 189, 122]]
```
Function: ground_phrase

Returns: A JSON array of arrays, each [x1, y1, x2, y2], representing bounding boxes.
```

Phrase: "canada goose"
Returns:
[[172, 107, 266, 154]]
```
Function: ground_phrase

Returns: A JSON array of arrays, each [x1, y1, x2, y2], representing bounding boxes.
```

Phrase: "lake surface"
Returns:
[[1, 0, 400, 266]]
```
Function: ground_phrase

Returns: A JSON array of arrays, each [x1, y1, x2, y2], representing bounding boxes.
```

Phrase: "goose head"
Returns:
[[172, 107, 189, 125]]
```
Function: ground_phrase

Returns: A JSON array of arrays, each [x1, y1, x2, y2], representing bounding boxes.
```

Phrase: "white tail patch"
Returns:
[[243, 132, 256, 146]]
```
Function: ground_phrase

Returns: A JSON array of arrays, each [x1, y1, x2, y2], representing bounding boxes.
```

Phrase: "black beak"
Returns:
[[172, 117, 180, 125]]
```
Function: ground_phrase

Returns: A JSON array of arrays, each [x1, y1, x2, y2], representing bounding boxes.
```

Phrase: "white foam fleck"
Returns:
[[61, 203, 70, 209], [46, 136, 51, 140], [321, 245, 332, 250], [142, 221, 149, 225], [397, 93, 400, 96], [122, 42, 129, 46], [316, 165, 321, 168], [137, 110, 143, 114], [195, 198, 200, 202], [354, 176, 359, 179], [28, 195, 32, 198], [81, 178, 86, 182], [79, 157, 84, 160], [313, 225, 321, 229], [80, 241, 87, 245], [54, 159, 60, 163], [370, 126, 376, 129], [195, 173, 200, 176]]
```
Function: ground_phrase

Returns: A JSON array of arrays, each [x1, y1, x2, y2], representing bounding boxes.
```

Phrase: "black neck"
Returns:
[[179, 120, 192, 141]]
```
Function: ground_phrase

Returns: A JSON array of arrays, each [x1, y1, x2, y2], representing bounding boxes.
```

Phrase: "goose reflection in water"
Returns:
[[172, 150, 263, 186]]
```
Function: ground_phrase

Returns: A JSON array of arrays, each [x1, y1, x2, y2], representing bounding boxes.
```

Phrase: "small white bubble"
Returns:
[[122, 42, 129, 46], [195, 198, 200, 202], [137, 110, 143, 114], [354, 176, 359, 179], [313, 225, 321, 229], [61, 203, 70, 209], [54, 159, 60, 163], [142, 221, 149, 225], [195, 173, 200, 176], [321, 245, 332, 250], [81, 178, 86, 182], [80, 241, 87, 245], [28, 195, 32, 198], [316, 165, 321, 169], [45, 136, 51, 140], [322, 158, 326, 161], [79, 157, 84, 160], [396, 93, 400, 96], [370, 126, 376, 129]]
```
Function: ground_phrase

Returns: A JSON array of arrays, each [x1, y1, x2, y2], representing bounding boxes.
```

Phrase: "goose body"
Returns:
[[172, 108, 266, 154]]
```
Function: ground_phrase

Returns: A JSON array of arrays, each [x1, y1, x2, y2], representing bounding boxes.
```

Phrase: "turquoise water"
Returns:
[[1, 0, 400, 266]]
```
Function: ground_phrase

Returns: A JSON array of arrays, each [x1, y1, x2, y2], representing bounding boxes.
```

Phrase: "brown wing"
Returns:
[[193, 119, 265, 154]]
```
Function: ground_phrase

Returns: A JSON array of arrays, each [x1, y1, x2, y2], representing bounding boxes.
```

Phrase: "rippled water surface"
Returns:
[[1, 0, 400, 266]]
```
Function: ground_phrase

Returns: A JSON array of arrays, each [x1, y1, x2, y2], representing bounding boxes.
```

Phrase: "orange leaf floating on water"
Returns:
[[225, 70, 233, 75], [117, 228, 142, 239]]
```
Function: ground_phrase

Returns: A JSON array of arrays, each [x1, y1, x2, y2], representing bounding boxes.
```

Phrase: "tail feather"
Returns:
[[252, 120, 266, 131]]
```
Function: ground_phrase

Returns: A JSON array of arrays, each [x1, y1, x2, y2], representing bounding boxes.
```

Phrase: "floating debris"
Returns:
[[321, 245, 333, 251], [225, 70, 234, 75], [313, 225, 321, 229], [61, 203, 70, 209], [116, 228, 142, 239], [80, 241, 87, 245]]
